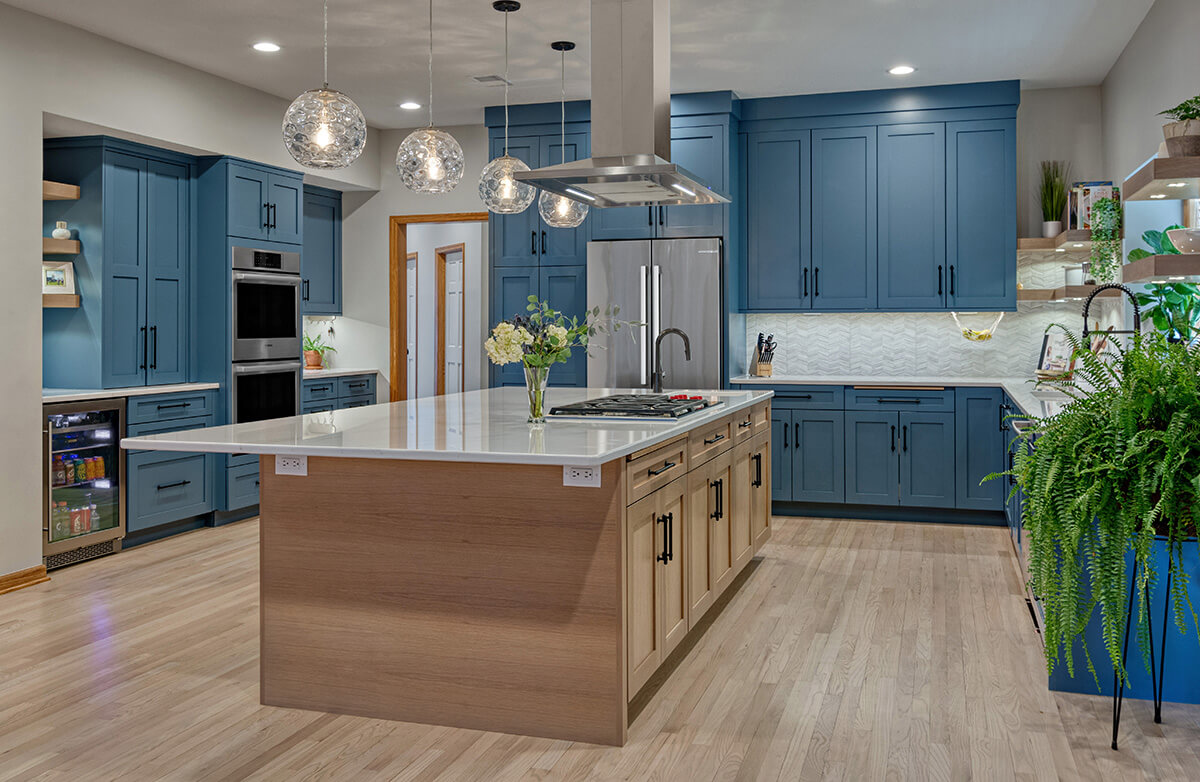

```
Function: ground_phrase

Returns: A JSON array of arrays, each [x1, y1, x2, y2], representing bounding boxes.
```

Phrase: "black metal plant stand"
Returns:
[[1110, 564, 1171, 750]]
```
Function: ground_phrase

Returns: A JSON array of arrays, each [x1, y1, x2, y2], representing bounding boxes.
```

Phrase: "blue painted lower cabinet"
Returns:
[[791, 410, 846, 503], [845, 411, 900, 505], [898, 412, 956, 508], [125, 408, 216, 535]]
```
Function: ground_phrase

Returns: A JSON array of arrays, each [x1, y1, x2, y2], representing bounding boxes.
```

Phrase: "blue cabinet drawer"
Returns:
[[337, 374, 375, 399], [227, 452, 257, 468], [302, 379, 339, 402], [127, 451, 213, 532], [302, 400, 336, 414], [760, 385, 844, 410], [845, 387, 954, 412], [127, 390, 217, 424], [226, 463, 260, 510], [341, 395, 373, 409], [127, 414, 213, 442]]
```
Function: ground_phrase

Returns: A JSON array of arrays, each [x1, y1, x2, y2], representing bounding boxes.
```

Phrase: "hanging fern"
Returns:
[[991, 328, 1200, 687], [1089, 197, 1123, 284]]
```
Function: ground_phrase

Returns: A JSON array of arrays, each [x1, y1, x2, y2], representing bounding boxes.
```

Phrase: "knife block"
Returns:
[[753, 362, 773, 377]]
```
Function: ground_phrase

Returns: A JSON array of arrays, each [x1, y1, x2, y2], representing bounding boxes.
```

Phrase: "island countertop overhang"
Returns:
[[121, 387, 774, 467]]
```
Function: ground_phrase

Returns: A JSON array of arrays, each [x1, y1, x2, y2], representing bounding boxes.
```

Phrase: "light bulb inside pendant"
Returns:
[[313, 123, 334, 149]]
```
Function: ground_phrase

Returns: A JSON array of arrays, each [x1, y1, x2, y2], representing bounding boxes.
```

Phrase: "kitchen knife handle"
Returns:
[[938, 265, 943, 296], [891, 425, 896, 452], [531, 230, 537, 255], [541, 231, 547, 254], [753, 452, 763, 487], [648, 460, 676, 476]]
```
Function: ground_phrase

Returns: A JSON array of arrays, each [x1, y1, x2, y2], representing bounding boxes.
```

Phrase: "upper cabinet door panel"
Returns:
[[146, 160, 190, 385], [268, 174, 303, 244], [539, 265, 587, 387], [490, 265, 539, 387], [878, 123, 946, 310], [302, 192, 342, 315], [591, 206, 655, 241], [947, 119, 1016, 310], [745, 130, 810, 311], [102, 152, 148, 388], [226, 164, 270, 242], [539, 131, 590, 266], [810, 126, 876, 311], [661, 123, 726, 238], [490, 135, 541, 267]]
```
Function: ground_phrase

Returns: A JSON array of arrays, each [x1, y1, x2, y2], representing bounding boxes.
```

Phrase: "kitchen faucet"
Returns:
[[652, 328, 691, 393]]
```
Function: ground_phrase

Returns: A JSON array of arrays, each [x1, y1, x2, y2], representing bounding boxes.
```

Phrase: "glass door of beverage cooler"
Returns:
[[44, 400, 125, 560]]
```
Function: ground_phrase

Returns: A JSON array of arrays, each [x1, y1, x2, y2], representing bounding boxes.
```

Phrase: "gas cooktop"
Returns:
[[548, 394, 722, 421]]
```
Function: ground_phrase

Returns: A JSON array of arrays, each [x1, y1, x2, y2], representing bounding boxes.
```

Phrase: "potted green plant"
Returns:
[[1001, 327, 1200, 705], [1089, 196, 1122, 283], [1039, 160, 1070, 238], [303, 332, 336, 370], [1127, 225, 1182, 262], [1135, 282, 1200, 343], [1160, 95, 1200, 157]]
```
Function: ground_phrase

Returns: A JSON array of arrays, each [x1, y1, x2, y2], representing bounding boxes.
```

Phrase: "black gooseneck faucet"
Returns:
[[652, 328, 691, 393]]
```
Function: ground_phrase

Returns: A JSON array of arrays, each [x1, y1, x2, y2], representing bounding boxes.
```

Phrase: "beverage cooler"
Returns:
[[43, 400, 125, 569]]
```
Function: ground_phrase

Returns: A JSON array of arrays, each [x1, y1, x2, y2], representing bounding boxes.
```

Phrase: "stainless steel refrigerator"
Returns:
[[587, 238, 723, 390]]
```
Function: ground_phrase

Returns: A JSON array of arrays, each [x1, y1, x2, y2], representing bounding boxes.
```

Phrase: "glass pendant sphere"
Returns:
[[282, 87, 367, 169], [396, 127, 464, 193], [538, 190, 588, 228], [479, 155, 536, 214]]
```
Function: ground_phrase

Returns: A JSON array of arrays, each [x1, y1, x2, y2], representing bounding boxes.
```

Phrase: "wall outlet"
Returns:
[[563, 465, 601, 488], [275, 455, 308, 476]]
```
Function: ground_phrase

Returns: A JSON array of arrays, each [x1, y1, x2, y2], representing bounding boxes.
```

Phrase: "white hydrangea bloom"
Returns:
[[484, 323, 533, 365], [547, 325, 569, 347]]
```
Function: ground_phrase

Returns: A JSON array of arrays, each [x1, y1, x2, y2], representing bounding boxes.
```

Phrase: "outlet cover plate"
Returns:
[[563, 465, 600, 487], [276, 455, 308, 476]]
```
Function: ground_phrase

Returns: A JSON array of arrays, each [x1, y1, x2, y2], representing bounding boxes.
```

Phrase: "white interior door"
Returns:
[[443, 249, 465, 395], [406, 253, 418, 400]]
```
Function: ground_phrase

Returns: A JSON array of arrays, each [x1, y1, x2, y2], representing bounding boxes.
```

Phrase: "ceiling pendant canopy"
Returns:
[[479, 1, 536, 214], [396, 0, 464, 193], [538, 41, 588, 228], [282, 0, 367, 169]]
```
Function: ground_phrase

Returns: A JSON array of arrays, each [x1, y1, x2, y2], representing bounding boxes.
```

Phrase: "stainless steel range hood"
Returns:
[[514, 0, 729, 208]]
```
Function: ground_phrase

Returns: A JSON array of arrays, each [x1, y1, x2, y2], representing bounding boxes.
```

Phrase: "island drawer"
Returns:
[[688, 415, 734, 466], [626, 437, 688, 506], [751, 401, 771, 435], [731, 407, 756, 444]]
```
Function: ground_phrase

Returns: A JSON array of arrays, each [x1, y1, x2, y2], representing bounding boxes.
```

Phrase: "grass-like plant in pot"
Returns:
[[1001, 327, 1200, 696], [1039, 160, 1070, 238], [1160, 95, 1200, 157]]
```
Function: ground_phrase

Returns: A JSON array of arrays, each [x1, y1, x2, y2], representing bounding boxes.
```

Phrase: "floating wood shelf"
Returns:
[[42, 293, 80, 309], [42, 237, 80, 255], [1122, 253, 1200, 283], [1122, 156, 1200, 201], [1017, 229, 1092, 253], [1017, 284, 1124, 303], [42, 179, 80, 201]]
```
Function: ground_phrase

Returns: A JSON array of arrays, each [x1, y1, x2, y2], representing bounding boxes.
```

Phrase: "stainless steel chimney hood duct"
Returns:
[[514, 0, 729, 208]]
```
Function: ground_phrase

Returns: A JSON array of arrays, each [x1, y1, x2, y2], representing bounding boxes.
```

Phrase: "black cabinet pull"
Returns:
[[876, 398, 921, 404], [541, 230, 547, 254], [139, 326, 147, 371], [703, 433, 726, 445], [648, 206, 653, 226], [271, 203, 278, 230], [531, 230, 537, 255], [648, 460, 676, 476], [794, 421, 799, 446], [667, 512, 674, 561], [803, 267, 809, 298], [813, 267, 820, 297], [156, 401, 191, 411], [656, 513, 670, 563], [782, 423, 788, 449], [149, 326, 158, 370], [793, 394, 813, 400], [710, 479, 724, 520], [348, 382, 366, 389], [658, 206, 664, 226], [752, 452, 763, 487], [999, 403, 1009, 432], [891, 425, 896, 452], [902, 425, 908, 452], [738, 420, 753, 429], [949, 265, 956, 296], [263, 202, 271, 229], [938, 265, 943, 296], [156, 479, 191, 491], [302, 279, 310, 302]]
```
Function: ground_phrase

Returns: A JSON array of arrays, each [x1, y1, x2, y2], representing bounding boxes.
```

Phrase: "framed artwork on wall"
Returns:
[[41, 261, 75, 295]]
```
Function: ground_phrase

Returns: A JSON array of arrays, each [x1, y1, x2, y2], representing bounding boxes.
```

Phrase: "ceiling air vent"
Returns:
[[472, 74, 512, 86]]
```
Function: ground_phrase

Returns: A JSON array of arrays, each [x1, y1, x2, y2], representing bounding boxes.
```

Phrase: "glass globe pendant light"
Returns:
[[282, 0, 367, 169], [396, 0, 464, 193], [538, 41, 588, 229], [479, 1, 536, 214]]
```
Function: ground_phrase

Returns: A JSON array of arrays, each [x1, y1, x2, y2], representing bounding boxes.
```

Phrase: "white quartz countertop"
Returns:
[[303, 367, 379, 379], [122, 387, 774, 467], [43, 382, 221, 404], [729, 375, 1065, 418]]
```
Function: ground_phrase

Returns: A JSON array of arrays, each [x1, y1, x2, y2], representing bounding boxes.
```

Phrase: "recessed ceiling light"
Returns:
[[1150, 193, 1167, 199], [252, 41, 281, 53], [1167, 181, 1188, 188], [399, 101, 421, 110], [888, 65, 916, 76]]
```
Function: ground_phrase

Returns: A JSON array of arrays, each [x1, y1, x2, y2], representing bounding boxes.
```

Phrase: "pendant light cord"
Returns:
[[559, 48, 566, 164], [427, 0, 435, 128], [322, 0, 329, 88], [503, 10, 510, 155]]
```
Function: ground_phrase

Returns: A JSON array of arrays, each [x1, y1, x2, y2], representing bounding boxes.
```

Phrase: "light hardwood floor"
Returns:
[[3, 517, 1200, 781]]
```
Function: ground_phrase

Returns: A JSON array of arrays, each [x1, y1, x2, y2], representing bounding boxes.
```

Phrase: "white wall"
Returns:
[[0, 2, 381, 579], [336, 125, 491, 399], [1016, 87, 1105, 238]]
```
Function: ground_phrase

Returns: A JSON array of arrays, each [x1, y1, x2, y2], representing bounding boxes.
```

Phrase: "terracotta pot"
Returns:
[[1163, 120, 1200, 157], [304, 350, 324, 370]]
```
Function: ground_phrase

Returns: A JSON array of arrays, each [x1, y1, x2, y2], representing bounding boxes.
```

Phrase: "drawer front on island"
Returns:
[[627, 436, 689, 506], [688, 415, 734, 466]]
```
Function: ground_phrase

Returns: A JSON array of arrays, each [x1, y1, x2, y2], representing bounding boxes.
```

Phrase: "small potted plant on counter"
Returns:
[[303, 332, 336, 370], [1039, 160, 1070, 238], [1160, 94, 1200, 157], [486, 297, 636, 423]]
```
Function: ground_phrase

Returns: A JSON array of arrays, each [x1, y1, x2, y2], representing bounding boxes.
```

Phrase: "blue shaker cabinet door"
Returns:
[[302, 190, 342, 315], [490, 265, 539, 387], [844, 411, 899, 506], [955, 387, 1005, 511], [899, 412, 956, 508], [660, 123, 726, 238], [103, 151, 149, 388], [539, 265, 587, 387], [146, 159, 190, 385], [268, 173, 304, 244], [878, 123, 947, 310], [947, 119, 1017, 310], [745, 130, 810, 311], [770, 410, 792, 502], [539, 131, 590, 266], [226, 163, 270, 242], [810, 126, 876, 311], [490, 135, 541, 267], [792, 410, 846, 504], [591, 205, 655, 241]]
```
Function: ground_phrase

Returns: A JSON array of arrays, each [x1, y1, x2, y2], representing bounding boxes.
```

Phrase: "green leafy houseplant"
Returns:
[[1135, 282, 1200, 342], [1126, 225, 1181, 263], [1160, 96, 1200, 123], [303, 332, 336, 368], [1160, 95, 1200, 156], [1039, 160, 1070, 224], [1001, 329, 1200, 686], [1088, 197, 1122, 283]]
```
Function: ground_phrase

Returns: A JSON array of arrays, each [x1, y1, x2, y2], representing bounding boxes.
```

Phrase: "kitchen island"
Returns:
[[123, 387, 773, 746]]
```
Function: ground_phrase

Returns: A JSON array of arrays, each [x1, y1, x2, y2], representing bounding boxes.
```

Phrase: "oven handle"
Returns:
[[232, 360, 303, 375], [233, 271, 302, 287]]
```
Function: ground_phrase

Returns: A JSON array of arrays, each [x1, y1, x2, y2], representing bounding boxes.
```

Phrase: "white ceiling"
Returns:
[[12, 0, 1154, 128]]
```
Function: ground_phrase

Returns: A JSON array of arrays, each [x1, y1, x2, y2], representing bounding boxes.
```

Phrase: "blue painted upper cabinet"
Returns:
[[539, 132, 590, 266], [810, 126, 876, 310], [490, 134, 542, 267], [302, 186, 342, 315], [744, 129, 810, 311], [490, 265, 539, 386], [946, 119, 1017, 310], [103, 152, 150, 388], [144, 159, 191, 384], [878, 123, 947, 310], [226, 162, 304, 245], [539, 265, 587, 386]]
